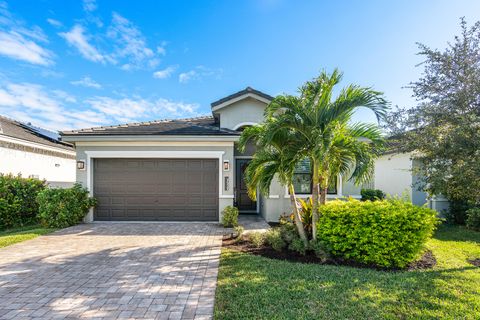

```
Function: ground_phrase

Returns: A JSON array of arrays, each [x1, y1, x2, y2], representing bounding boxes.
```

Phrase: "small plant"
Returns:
[[265, 228, 286, 251], [466, 208, 480, 231], [234, 225, 244, 239], [278, 220, 297, 244], [37, 183, 97, 228], [360, 188, 386, 201], [298, 197, 313, 237], [221, 206, 239, 227], [249, 231, 265, 248], [288, 237, 307, 255], [309, 240, 329, 262]]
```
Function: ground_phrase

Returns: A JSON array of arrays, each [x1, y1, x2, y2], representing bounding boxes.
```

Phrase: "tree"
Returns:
[[238, 123, 309, 244], [265, 69, 388, 239], [384, 18, 480, 206]]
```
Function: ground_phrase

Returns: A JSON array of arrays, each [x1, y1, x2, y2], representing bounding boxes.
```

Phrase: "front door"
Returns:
[[235, 159, 257, 212]]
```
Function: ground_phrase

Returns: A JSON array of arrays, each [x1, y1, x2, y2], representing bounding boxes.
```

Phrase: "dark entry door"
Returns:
[[235, 159, 257, 212]]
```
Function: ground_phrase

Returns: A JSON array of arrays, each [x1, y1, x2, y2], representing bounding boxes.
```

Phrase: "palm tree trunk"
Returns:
[[311, 159, 320, 241], [320, 186, 327, 205], [288, 184, 308, 245]]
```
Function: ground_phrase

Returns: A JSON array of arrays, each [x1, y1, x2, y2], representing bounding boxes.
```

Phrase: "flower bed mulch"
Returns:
[[222, 236, 436, 271], [468, 258, 480, 267]]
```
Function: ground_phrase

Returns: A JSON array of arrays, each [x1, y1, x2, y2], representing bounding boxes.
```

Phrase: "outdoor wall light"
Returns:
[[223, 160, 230, 171], [77, 160, 86, 170]]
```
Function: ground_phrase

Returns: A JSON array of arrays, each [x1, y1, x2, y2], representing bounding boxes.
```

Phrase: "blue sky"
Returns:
[[0, 0, 479, 131]]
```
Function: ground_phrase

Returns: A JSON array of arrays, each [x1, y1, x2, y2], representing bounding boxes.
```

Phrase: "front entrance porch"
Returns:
[[235, 158, 258, 214]]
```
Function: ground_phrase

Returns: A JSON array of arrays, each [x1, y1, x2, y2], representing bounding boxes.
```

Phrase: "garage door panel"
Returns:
[[94, 158, 219, 221]]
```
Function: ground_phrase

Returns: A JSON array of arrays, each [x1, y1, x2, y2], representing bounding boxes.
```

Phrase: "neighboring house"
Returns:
[[61, 87, 370, 223], [0, 115, 76, 187], [374, 151, 449, 212]]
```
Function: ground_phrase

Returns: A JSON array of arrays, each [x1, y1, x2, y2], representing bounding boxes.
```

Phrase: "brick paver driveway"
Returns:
[[0, 223, 223, 320]]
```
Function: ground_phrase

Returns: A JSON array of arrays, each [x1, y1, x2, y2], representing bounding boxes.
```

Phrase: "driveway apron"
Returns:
[[0, 223, 223, 320]]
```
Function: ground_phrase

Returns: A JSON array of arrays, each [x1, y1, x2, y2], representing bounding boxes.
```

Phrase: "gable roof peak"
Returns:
[[211, 87, 274, 109]]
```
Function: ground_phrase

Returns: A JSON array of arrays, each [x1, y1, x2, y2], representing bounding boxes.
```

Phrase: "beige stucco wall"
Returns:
[[215, 97, 267, 130], [374, 153, 413, 200], [74, 143, 235, 222]]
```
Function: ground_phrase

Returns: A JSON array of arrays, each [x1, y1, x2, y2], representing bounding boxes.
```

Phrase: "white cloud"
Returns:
[[106, 12, 157, 70], [0, 31, 53, 65], [46, 18, 62, 28], [153, 65, 177, 79], [157, 41, 167, 56], [178, 70, 197, 84], [0, 3, 52, 65], [0, 81, 199, 130], [59, 24, 110, 64], [86, 96, 198, 122], [83, 0, 97, 12], [71, 76, 102, 89], [179, 66, 223, 84], [52, 90, 76, 103]]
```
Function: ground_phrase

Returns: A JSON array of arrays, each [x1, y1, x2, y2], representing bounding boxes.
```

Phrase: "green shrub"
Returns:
[[446, 200, 472, 225], [0, 174, 46, 229], [37, 183, 97, 228], [317, 199, 439, 268], [249, 231, 265, 248], [278, 220, 298, 244], [466, 208, 480, 231], [234, 225, 244, 239], [309, 240, 329, 261], [288, 237, 307, 255], [265, 228, 286, 251], [360, 188, 386, 201], [221, 206, 239, 227]]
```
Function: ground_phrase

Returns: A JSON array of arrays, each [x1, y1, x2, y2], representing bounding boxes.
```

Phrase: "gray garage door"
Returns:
[[93, 158, 218, 221]]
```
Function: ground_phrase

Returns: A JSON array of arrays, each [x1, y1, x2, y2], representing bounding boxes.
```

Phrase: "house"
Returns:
[[61, 87, 371, 223], [0, 115, 76, 187], [374, 152, 449, 213]]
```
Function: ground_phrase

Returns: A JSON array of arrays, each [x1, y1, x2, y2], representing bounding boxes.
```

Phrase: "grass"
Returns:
[[214, 225, 480, 319], [0, 225, 57, 248]]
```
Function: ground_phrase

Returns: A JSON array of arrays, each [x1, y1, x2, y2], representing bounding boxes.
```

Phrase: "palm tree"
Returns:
[[265, 69, 388, 240], [238, 123, 309, 244]]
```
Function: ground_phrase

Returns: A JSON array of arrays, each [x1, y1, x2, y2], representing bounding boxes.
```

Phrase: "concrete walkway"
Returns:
[[0, 223, 223, 320], [238, 215, 270, 233]]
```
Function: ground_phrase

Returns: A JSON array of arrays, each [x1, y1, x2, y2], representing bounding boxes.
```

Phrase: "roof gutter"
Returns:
[[60, 134, 240, 143]]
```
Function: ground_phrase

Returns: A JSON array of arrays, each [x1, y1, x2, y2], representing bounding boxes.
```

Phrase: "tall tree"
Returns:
[[265, 70, 388, 239], [384, 18, 480, 206], [238, 123, 309, 244]]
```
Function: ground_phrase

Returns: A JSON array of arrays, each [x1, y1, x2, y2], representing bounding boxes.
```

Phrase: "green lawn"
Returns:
[[215, 225, 480, 319], [0, 225, 56, 248]]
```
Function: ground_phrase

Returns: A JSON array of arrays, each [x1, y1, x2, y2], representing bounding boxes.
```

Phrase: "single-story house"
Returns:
[[0, 115, 76, 187], [61, 87, 439, 223], [375, 152, 449, 213]]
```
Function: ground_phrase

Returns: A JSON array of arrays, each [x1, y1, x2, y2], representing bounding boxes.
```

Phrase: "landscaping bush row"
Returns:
[[316, 199, 439, 268], [0, 174, 96, 229], [0, 174, 46, 228], [243, 198, 439, 269], [37, 184, 97, 228]]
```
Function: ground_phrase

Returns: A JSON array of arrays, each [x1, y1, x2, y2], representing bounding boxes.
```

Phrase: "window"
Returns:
[[292, 159, 337, 194]]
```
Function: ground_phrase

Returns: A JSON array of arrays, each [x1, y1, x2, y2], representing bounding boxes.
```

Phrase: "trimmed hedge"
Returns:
[[360, 188, 386, 201], [0, 174, 46, 229], [37, 183, 97, 228], [317, 199, 438, 268]]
